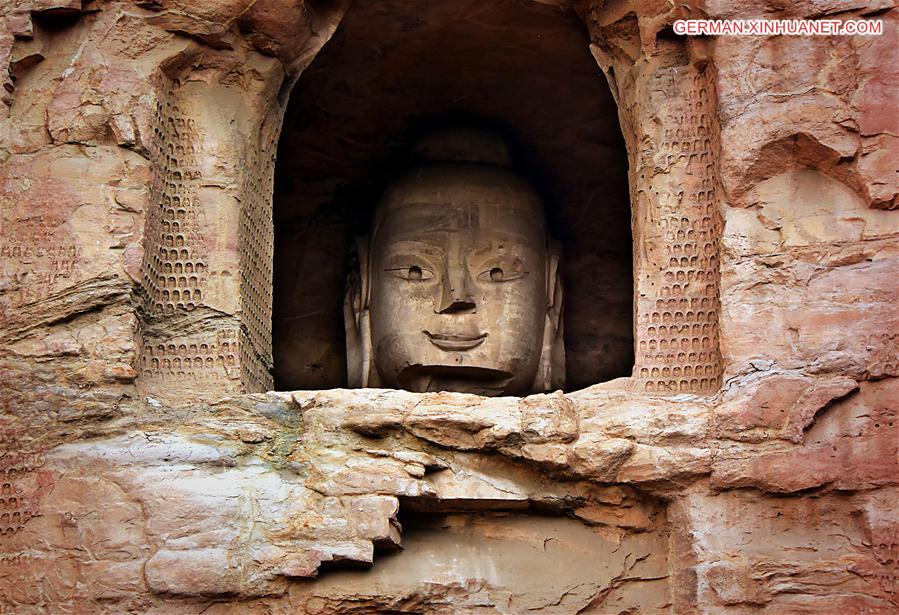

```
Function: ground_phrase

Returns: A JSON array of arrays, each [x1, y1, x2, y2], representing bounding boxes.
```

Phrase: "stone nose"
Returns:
[[436, 262, 476, 314]]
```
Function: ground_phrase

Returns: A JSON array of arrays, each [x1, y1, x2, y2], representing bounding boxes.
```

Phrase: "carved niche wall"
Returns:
[[271, 0, 635, 393], [133, 1, 725, 402]]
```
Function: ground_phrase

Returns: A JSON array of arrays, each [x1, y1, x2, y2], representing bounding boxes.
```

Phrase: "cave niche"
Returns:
[[272, 0, 634, 392]]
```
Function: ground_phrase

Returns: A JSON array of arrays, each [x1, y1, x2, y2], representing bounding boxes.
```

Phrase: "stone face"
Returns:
[[1, 0, 897, 613], [345, 129, 565, 395]]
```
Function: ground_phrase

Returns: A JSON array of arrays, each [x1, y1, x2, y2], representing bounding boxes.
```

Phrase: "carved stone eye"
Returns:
[[388, 265, 433, 281], [478, 265, 526, 283]]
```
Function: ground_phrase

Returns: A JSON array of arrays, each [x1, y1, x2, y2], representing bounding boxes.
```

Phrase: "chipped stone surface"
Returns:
[[2, 381, 896, 611], [1, 0, 897, 612]]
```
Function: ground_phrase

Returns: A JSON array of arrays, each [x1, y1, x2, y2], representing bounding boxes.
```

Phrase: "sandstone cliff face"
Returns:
[[1, 0, 897, 613]]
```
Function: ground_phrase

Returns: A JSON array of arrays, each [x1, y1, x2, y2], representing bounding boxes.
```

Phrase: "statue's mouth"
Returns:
[[423, 330, 487, 351]]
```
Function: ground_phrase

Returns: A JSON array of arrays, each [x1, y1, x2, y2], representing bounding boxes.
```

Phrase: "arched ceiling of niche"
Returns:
[[273, 0, 633, 391], [276, 0, 625, 234]]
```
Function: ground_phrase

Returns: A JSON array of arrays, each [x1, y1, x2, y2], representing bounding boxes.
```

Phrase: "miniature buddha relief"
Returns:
[[344, 128, 564, 396]]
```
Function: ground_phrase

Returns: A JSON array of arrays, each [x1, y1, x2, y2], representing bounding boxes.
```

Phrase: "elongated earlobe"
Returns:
[[345, 237, 373, 387], [533, 240, 565, 392]]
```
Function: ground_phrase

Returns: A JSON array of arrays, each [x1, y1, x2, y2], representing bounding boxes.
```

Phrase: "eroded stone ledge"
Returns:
[[2, 378, 895, 611]]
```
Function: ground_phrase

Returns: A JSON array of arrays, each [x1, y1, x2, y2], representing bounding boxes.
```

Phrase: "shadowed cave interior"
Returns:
[[272, 0, 633, 392]]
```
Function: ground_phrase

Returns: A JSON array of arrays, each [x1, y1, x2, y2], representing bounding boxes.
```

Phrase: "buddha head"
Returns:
[[344, 128, 564, 396]]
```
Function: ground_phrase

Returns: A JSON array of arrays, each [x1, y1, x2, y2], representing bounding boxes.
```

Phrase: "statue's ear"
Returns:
[[344, 236, 373, 387], [533, 239, 565, 392]]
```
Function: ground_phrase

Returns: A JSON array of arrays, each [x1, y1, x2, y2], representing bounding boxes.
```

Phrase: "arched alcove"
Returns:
[[272, 0, 634, 392], [133, 0, 726, 402]]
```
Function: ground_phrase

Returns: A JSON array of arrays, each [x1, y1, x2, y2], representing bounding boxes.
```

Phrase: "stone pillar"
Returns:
[[136, 56, 284, 401], [633, 60, 724, 395], [136, 76, 243, 401], [584, 4, 724, 395]]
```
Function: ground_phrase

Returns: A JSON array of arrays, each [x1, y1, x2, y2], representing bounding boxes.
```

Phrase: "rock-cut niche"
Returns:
[[272, 0, 633, 393]]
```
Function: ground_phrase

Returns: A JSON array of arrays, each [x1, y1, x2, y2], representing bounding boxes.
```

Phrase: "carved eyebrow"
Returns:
[[465, 242, 533, 262], [381, 254, 436, 265], [379, 239, 447, 255]]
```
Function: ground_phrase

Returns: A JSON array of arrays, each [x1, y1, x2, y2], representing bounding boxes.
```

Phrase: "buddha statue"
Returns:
[[344, 128, 564, 396]]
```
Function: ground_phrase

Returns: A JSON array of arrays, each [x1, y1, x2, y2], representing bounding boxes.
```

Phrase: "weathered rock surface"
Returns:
[[0, 0, 896, 613], [1, 381, 896, 612]]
